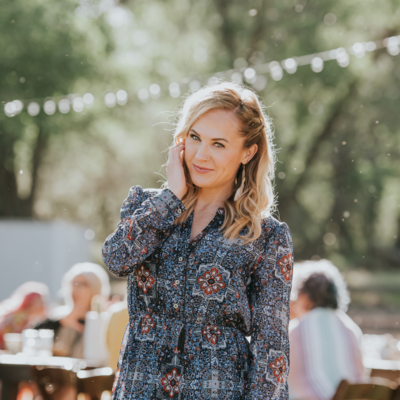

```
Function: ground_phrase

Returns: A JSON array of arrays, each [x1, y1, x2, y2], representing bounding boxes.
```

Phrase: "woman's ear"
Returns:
[[243, 144, 258, 164]]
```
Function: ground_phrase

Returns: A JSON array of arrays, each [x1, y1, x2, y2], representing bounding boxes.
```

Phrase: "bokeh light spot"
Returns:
[[169, 82, 180, 98], [231, 72, 242, 83], [189, 81, 201, 93], [311, 57, 324, 73], [116, 90, 128, 105], [149, 84, 161, 98], [58, 99, 71, 114], [244, 68, 256, 83], [27, 102, 40, 116], [138, 88, 149, 102], [105, 92, 116, 108], [323, 233, 336, 245], [269, 61, 283, 81], [83, 93, 94, 105], [324, 13, 337, 25], [44, 100, 56, 115], [73, 97, 84, 112]]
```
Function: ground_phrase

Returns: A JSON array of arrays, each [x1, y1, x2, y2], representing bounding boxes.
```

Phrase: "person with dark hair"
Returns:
[[294, 273, 338, 317], [288, 261, 365, 400]]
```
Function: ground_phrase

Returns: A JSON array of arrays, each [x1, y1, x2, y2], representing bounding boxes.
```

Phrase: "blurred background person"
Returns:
[[0, 281, 48, 350], [35, 262, 110, 358], [288, 259, 365, 400]]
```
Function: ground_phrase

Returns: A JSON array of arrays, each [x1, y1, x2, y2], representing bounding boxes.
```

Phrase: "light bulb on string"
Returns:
[[44, 100, 56, 115], [116, 90, 128, 105], [352, 42, 365, 58], [188, 81, 201, 93], [244, 68, 257, 83], [252, 75, 267, 91], [105, 92, 116, 108], [58, 99, 71, 114], [2, 34, 396, 115], [385, 36, 400, 56], [269, 61, 283, 81], [138, 88, 149, 102], [83, 93, 94, 106], [336, 48, 350, 67], [73, 97, 84, 112], [149, 84, 161, 98], [169, 82, 180, 98], [28, 102, 40, 116], [283, 58, 297, 74], [4, 102, 17, 117], [230, 72, 242, 83], [311, 57, 324, 73]]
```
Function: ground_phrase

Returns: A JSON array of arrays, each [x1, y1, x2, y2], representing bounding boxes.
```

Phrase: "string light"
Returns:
[[2, 34, 399, 117]]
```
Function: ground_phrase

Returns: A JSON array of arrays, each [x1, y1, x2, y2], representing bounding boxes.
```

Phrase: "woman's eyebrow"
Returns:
[[190, 128, 229, 142]]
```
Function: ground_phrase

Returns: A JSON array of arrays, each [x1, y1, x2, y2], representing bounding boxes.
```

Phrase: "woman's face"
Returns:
[[184, 109, 257, 191], [71, 274, 93, 310]]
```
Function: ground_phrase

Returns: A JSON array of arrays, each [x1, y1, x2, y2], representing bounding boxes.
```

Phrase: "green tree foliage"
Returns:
[[2, 0, 400, 270], [0, 0, 114, 216]]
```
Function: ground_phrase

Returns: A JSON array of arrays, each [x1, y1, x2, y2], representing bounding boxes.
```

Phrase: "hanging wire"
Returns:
[[2, 34, 399, 118]]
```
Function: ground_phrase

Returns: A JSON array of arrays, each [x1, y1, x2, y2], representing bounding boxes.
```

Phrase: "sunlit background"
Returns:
[[1, 0, 400, 345]]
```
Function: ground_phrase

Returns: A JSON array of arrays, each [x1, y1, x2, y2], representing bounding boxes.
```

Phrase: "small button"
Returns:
[[177, 209, 181, 214], [173, 303, 179, 309], [175, 280, 180, 285], [179, 257, 183, 261]]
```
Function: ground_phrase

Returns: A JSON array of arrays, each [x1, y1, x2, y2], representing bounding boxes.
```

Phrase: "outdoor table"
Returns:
[[363, 357, 400, 371], [0, 354, 102, 400]]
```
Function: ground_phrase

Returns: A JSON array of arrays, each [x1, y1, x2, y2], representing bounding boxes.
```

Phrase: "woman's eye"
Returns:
[[214, 142, 225, 148], [190, 134, 200, 141]]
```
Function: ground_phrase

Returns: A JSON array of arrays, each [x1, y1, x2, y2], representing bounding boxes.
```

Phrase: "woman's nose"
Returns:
[[195, 144, 210, 161]]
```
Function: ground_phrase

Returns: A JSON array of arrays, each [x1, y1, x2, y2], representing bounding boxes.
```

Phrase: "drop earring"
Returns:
[[234, 164, 246, 201]]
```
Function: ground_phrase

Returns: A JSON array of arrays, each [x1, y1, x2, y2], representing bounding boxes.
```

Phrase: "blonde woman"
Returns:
[[102, 81, 293, 399], [36, 262, 110, 358]]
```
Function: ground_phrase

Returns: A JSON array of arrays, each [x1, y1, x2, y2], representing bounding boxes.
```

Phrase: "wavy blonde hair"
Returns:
[[165, 80, 276, 243]]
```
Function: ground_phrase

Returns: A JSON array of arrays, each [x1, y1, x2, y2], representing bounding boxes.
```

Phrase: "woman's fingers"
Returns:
[[167, 141, 187, 200], [169, 142, 185, 163]]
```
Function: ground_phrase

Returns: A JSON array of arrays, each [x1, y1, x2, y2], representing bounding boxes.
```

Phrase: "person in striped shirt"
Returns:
[[288, 260, 365, 400]]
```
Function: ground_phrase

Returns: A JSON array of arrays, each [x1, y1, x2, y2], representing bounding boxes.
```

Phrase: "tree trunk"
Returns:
[[0, 127, 47, 218]]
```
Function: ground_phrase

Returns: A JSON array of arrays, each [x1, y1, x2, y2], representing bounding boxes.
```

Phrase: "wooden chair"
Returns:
[[31, 366, 77, 400], [370, 368, 400, 382], [331, 378, 397, 400], [77, 367, 115, 400]]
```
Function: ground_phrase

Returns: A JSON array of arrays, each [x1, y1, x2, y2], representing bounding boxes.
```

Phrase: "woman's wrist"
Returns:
[[167, 186, 186, 201]]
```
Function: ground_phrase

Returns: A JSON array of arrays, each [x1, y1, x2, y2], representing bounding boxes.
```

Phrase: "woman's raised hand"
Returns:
[[166, 141, 187, 200]]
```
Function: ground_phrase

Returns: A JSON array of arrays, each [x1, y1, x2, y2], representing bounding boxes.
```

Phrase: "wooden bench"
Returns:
[[331, 378, 397, 400], [32, 366, 114, 400]]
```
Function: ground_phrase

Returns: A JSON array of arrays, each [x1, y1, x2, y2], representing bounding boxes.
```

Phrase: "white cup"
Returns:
[[4, 333, 22, 354]]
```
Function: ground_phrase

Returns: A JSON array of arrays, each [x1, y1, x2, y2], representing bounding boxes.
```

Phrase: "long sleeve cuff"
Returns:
[[150, 188, 185, 222]]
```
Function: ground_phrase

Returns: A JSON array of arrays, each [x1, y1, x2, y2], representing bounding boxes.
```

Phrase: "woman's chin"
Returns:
[[191, 176, 215, 189]]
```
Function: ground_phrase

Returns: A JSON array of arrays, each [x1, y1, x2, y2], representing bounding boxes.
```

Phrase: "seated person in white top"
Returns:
[[288, 259, 365, 400]]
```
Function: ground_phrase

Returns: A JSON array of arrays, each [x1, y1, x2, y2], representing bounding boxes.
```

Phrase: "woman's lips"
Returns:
[[193, 164, 213, 174]]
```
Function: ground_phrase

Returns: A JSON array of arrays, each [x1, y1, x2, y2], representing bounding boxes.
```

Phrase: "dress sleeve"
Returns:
[[102, 185, 185, 277], [246, 222, 293, 400]]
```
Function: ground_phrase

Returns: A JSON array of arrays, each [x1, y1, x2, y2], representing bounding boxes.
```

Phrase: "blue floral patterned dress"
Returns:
[[102, 186, 293, 400]]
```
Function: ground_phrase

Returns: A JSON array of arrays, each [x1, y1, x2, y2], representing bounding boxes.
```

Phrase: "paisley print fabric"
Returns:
[[102, 186, 293, 400]]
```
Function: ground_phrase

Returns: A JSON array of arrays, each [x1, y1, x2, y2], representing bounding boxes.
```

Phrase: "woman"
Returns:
[[36, 262, 110, 358], [102, 81, 293, 399], [0, 282, 48, 349]]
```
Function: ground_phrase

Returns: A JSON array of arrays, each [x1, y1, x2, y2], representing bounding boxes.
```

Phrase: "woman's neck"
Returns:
[[196, 184, 233, 211]]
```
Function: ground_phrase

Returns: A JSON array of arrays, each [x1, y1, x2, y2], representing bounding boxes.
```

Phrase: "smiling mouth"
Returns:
[[193, 164, 213, 173]]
